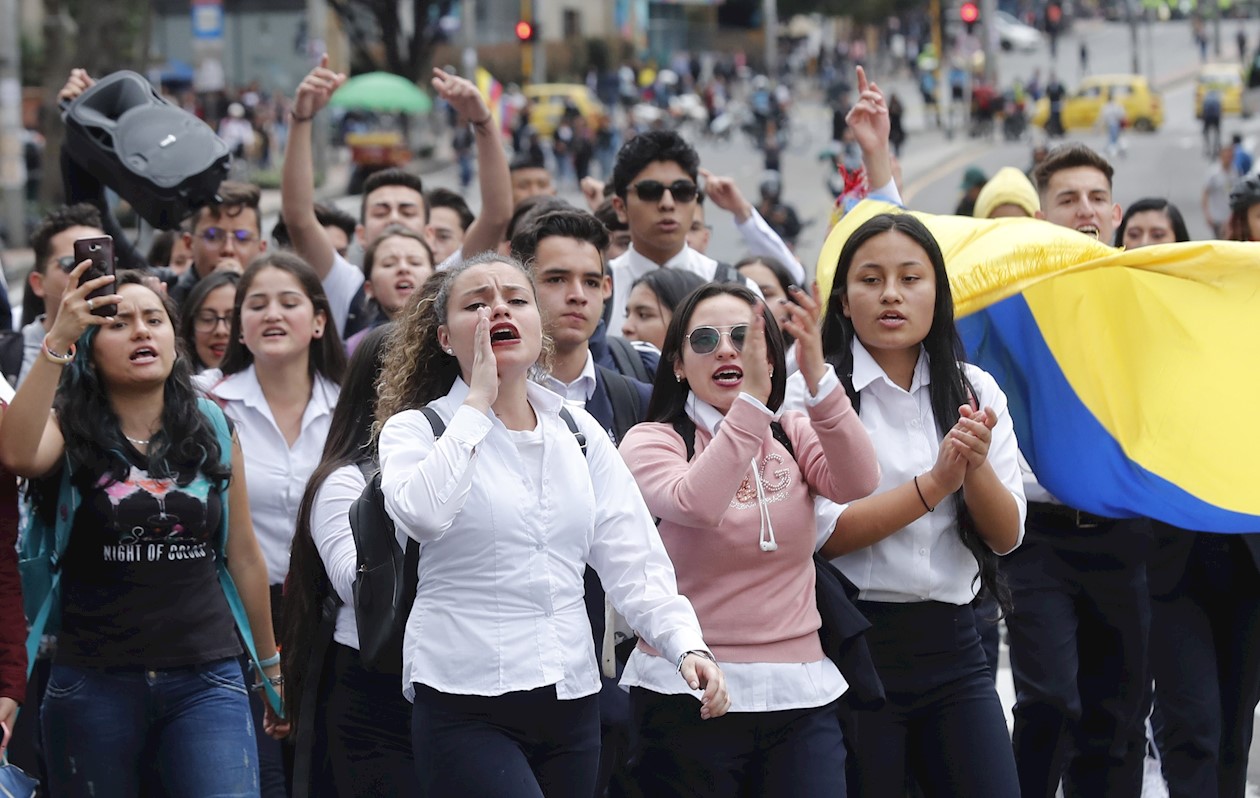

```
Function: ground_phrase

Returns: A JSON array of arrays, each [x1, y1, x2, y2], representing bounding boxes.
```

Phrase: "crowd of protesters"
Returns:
[[0, 49, 1252, 798]]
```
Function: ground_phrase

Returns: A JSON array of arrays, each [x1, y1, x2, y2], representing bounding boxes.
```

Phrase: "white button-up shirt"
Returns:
[[540, 350, 597, 408], [790, 341, 1026, 605], [311, 464, 367, 649], [323, 252, 367, 338], [195, 366, 340, 584], [378, 378, 707, 701], [607, 244, 762, 339]]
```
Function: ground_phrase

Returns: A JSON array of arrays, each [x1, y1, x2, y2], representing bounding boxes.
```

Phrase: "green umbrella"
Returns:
[[328, 72, 433, 114]]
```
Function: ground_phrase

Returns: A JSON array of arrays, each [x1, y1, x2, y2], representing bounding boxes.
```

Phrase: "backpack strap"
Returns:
[[558, 407, 587, 457], [712, 261, 739, 285], [420, 406, 446, 438], [22, 457, 76, 675], [596, 366, 641, 446], [197, 397, 284, 717], [607, 336, 650, 383]]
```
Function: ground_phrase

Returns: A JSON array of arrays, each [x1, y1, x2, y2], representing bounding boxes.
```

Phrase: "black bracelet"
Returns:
[[913, 475, 935, 512], [290, 110, 315, 123]]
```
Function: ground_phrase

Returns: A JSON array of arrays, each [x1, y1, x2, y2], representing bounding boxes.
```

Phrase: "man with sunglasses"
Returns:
[[606, 130, 761, 339]]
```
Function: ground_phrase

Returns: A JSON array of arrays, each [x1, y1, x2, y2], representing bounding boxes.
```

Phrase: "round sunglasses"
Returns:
[[685, 324, 749, 355]]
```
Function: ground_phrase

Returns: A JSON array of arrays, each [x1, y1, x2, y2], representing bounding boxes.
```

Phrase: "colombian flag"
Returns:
[[475, 66, 504, 132], [817, 201, 1260, 532]]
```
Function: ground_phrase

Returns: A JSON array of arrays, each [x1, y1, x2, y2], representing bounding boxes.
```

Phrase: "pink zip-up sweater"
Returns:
[[620, 387, 880, 663]]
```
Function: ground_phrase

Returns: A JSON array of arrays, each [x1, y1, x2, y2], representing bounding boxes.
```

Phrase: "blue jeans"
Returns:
[[41, 657, 259, 797]]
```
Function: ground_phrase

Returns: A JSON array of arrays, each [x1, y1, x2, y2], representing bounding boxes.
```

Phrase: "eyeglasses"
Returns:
[[193, 312, 233, 332], [686, 324, 749, 355], [630, 179, 699, 204], [198, 227, 259, 246]]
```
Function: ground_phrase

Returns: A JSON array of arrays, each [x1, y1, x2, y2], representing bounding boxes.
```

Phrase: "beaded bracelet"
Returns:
[[42, 335, 76, 366]]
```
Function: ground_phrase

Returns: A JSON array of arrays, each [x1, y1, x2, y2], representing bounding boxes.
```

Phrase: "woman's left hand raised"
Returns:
[[781, 282, 827, 397]]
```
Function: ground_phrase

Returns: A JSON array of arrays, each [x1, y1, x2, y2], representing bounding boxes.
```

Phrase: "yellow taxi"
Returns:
[[1032, 74, 1164, 132], [522, 84, 608, 139], [1194, 63, 1248, 118]]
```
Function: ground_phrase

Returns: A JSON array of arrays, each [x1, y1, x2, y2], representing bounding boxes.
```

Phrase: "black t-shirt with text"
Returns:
[[56, 447, 241, 668]]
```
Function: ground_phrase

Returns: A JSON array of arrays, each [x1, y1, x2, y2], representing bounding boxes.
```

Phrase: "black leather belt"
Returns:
[[1027, 501, 1117, 529]]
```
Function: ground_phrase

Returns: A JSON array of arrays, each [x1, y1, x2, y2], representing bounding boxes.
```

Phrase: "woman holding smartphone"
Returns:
[[0, 262, 285, 796], [375, 255, 728, 797]]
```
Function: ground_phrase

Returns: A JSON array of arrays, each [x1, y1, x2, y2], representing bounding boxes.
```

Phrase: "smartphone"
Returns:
[[70, 235, 116, 317]]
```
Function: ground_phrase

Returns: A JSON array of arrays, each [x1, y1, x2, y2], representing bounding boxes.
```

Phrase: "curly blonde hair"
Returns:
[[374, 253, 553, 436]]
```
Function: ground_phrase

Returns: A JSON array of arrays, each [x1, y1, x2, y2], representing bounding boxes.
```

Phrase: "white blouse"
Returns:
[[310, 464, 367, 649], [378, 378, 707, 702], [195, 366, 340, 584], [787, 340, 1026, 605]]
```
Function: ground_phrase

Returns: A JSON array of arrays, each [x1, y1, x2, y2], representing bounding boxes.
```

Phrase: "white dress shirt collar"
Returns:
[[621, 243, 716, 280], [541, 351, 598, 406], [850, 338, 931, 395]]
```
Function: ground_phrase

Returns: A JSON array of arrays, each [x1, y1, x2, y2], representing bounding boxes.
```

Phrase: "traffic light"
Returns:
[[960, 2, 979, 34], [515, 19, 536, 42]]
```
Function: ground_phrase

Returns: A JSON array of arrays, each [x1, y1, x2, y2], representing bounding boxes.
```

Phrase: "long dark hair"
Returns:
[[220, 252, 347, 384], [1114, 197, 1190, 246], [34, 271, 231, 520], [646, 283, 787, 423], [178, 270, 240, 372], [820, 213, 1008, 613], [281, 324, 392, 729]]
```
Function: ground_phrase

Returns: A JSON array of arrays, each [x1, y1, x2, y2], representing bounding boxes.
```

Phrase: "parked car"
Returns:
[[1031, 73, 1164, 131], [523, 84, 608, 139]]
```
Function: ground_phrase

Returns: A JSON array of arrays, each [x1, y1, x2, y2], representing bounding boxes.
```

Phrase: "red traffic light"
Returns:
[[515, 20, 535, 41], [960, 2, 979, 22]]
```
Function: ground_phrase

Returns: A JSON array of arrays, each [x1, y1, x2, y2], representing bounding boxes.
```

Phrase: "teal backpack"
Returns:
[[18, 397, 284, 716]]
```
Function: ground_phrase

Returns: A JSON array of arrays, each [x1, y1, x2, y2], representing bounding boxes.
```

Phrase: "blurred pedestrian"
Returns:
[[955, 167, 988, 216]]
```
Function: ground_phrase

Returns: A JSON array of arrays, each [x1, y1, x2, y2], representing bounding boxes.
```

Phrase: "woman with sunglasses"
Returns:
[[0, 263, 285, 795], [179, 271, 240, 372], [790, 213, 1023, 796], [376, 255, 728, 797], [618, 282, 880, 796]]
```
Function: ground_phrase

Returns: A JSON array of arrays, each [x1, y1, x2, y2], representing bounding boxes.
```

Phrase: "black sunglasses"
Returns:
[[686, 324, 749, 355], [630, 179, 699, 204]]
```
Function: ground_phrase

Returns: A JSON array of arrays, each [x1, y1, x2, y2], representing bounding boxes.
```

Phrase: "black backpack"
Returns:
[[351, 404, 587, 672], [595, 365, 643, 446], [605, 335, 651, 384], [62, 70, 230, 230]]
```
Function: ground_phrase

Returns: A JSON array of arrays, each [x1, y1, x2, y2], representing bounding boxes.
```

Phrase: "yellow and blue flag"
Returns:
[[817, 201, 1260, 532]]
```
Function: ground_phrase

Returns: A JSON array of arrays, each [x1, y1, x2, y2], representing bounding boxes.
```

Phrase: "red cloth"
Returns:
[[0, 471, 26, 703]]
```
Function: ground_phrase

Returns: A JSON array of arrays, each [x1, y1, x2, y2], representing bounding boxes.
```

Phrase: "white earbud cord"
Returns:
[[753, 457, 778, 552]]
